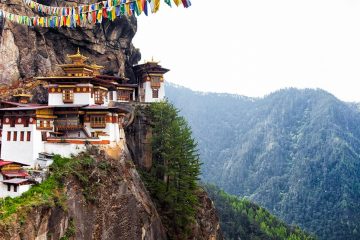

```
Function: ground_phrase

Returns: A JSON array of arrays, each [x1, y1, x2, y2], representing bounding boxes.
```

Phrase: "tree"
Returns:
[[142, 101, 201, 238]]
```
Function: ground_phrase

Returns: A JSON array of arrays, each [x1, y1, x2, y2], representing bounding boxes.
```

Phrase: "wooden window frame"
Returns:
[[152, 89, 159, 99], [90, 115, 106, 128], [37, 119, 52, 130], [27, 131, 31, 141], [94, 90, 104, 104], [117, 90, 132, 102], [20, 131, 24, 141], [62, 89, 74, 103]]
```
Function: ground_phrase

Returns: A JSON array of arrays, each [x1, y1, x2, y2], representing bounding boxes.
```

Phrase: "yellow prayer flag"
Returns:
[[137, 0, 143, 12], [66, 15, 71, 27], [173, 0, 181, 7], [97, 9, 103, 22], [111, 7, 116, 21], [154, 0, 160, 13]]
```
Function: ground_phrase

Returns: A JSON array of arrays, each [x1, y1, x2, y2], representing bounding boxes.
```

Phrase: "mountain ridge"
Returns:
[[167, 84, 360, 240]]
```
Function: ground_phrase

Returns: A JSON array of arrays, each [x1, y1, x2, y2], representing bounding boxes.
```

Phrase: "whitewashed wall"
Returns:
[[1, 124, 44, 167], [0, 184, 31, 198], [143, 82, 165, 102]]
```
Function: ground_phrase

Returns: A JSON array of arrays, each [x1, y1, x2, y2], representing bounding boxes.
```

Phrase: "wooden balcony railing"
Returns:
[[55, 125, 83, 130], [90, 123, 106, 128]]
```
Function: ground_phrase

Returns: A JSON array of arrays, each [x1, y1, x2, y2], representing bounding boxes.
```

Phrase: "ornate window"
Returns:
[[117, 90, 132, 102], [94, 91, 104, 104], [62, 89, 74, 103], [36, 120, 52, 130], [90, 115, 106, 128], [152, 89, 159, 98]]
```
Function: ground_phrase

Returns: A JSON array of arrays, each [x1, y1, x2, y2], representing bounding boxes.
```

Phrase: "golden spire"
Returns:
[[146, 56, 160, 64], [67, 48, 88, 65], [90, 63, 104, 75]]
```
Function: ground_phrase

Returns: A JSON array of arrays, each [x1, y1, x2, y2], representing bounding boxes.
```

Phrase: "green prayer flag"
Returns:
[[165, 0, 172, 7]]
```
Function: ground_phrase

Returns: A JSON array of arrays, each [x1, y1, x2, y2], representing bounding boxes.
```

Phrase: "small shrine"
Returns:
[[0, 160, 31, 198], [134, 59, 169, 102]]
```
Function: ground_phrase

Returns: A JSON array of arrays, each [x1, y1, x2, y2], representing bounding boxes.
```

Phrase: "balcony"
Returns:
[[54, 119, 82, 130], [90, 123, 106, 128]]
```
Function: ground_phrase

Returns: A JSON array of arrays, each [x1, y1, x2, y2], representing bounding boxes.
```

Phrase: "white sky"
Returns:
[[133, 0, 360, 102]]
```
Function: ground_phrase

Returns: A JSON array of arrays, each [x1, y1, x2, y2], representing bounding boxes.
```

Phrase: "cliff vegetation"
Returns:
[[204, 184, 315, 240]]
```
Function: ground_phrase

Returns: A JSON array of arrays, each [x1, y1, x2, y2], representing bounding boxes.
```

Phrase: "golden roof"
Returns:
[[90, 64, 104, 70], [13, 93, 32, 97], [67, 48, 88, 65]]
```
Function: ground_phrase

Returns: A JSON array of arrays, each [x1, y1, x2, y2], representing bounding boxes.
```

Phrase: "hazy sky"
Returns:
[[133, 0, 360, 102]]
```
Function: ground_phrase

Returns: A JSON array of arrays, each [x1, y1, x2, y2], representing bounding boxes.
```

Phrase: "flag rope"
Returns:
[[0, 0, 191, 28]]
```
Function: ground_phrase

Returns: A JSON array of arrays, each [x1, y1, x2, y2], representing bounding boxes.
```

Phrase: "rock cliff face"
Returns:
[[0, 2, 222, 239], [0, 120, 222, 240], [0, 143, 167, 240], [0, 0, 141, 85]]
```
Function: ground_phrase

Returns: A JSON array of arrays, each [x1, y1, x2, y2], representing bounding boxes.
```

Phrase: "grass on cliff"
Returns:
[[0, 151, 105, 222]]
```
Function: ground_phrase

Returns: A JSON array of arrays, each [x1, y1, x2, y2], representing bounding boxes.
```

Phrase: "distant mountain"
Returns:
[[203, 184, 315, 240], [166, 84, 360, 240]]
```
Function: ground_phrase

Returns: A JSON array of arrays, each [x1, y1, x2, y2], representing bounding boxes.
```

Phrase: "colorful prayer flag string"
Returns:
[[23, 0, 190, 17], [0, 0, 191, 28]]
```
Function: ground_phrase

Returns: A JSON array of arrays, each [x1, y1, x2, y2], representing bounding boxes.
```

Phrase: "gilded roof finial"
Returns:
[[67, 48, 88, 65], [146, 56, 160, 64]]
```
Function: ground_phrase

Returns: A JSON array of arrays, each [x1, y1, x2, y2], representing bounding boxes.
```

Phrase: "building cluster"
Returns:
[[0, 50, 169, 198]]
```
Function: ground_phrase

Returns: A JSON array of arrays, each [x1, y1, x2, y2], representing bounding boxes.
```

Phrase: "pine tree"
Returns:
[[142, 101, 201, 238]]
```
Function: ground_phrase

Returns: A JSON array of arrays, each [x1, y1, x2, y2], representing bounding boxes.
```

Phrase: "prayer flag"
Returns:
[[173, 0, 181, 6], [165, 0, 171, 7]]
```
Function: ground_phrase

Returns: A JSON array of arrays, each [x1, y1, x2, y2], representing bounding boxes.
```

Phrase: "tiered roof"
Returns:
[[36, 49, 133, 89]]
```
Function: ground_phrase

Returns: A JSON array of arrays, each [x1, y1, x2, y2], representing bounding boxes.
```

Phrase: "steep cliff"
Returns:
[[0, 115, 222, 240], [0, 0, 141, 86], [0, 2, 222, 239], [0, 143, 167, 240]]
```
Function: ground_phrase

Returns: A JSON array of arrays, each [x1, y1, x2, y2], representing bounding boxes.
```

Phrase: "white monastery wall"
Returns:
[[74, 92, 94, 105], [48, 93, 63, 106], [143, 82, 165, 102], [0, 184, 31, 198], [44, 142, 86, 158], [1, 124, 44, 167]]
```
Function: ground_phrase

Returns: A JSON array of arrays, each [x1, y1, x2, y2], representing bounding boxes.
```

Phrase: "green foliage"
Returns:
[[0, 152, 106, 223], [141, 101, 201, 239], [167, 85, 360, 240], [204, 184, 315, 240], [0, 156, 69, 221]]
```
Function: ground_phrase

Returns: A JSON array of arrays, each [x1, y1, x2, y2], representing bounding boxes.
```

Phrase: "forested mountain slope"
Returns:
[[167, 84, 360, 240], [204, 184, 315, 240]]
